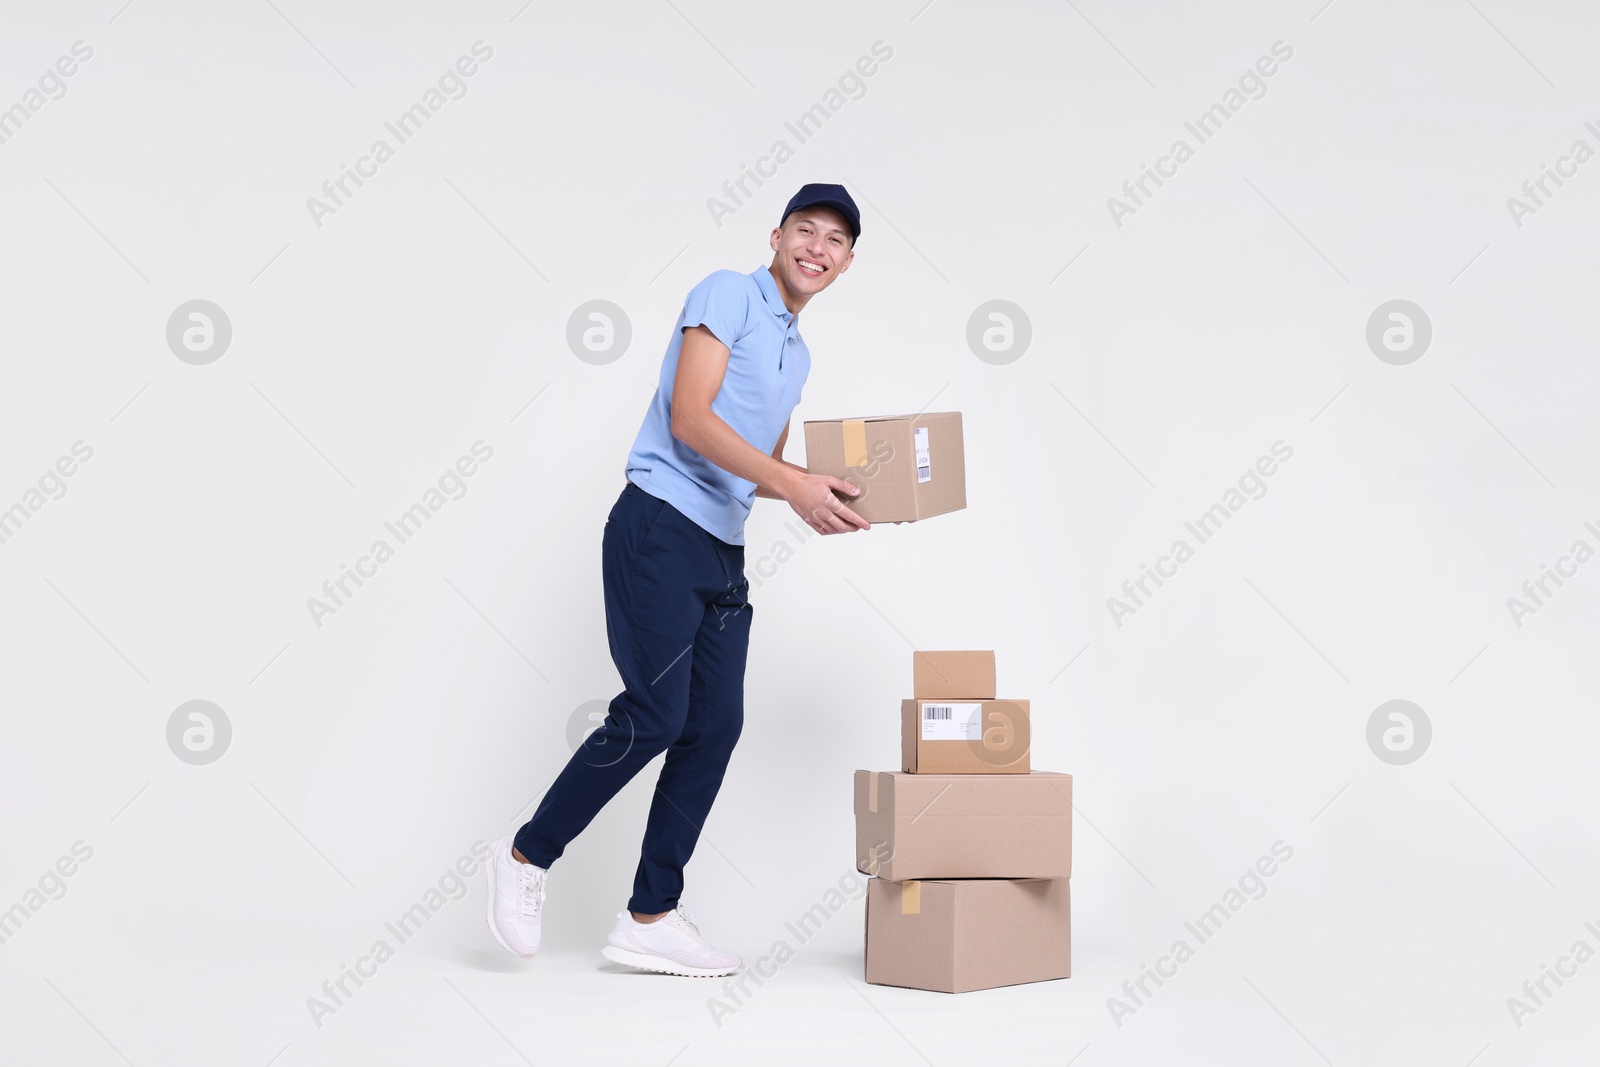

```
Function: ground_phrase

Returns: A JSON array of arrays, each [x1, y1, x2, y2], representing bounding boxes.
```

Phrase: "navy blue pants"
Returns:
[[513, 481, 751, 914]]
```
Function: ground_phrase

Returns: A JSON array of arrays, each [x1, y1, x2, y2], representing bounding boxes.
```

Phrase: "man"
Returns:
[[486, 184, 870, 977]]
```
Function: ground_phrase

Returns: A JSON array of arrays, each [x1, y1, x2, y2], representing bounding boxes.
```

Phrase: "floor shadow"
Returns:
[[594, 960, 714, 978]]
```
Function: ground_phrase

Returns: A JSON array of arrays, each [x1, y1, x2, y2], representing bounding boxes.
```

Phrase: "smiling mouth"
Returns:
[[796, 257, 827, 278]]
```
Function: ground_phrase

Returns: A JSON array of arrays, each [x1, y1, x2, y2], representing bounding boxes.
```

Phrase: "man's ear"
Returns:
[[838, 249, 855, 273], [769, 227, 783, 251]]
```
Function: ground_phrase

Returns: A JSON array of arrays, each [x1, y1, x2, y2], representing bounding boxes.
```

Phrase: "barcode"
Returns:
[[923, 705, 952, 720], [917, 465, 930, 478]]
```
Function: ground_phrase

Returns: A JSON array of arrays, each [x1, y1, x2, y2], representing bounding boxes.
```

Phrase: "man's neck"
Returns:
[[766, 259, 809, 316]]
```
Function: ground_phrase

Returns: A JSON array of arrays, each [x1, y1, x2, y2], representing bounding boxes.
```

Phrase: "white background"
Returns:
[[3, 0, 1598, 1064]]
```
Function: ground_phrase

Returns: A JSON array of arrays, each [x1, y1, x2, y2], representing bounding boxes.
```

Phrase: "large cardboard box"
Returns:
[[802, 411, 965, 523], [855, 770, 1071, 881], [865, 876, 1071, 993], [912, 650, 995, 700], [902, 698, 1031, 773]]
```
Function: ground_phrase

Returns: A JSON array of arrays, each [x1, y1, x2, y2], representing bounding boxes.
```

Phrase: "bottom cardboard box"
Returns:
[[864, 876, 1070, 993]]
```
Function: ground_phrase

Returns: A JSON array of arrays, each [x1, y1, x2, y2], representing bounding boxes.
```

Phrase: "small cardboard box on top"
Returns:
[[865, 876, 1070, 993], [911, 650, 994, 700], [854, 770, 1072, 881], [903, 651, 1030, 774], [802, 411, 965, 523]]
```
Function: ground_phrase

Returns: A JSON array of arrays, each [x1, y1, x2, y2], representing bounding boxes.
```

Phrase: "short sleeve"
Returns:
[[680, 271, 752, 350]]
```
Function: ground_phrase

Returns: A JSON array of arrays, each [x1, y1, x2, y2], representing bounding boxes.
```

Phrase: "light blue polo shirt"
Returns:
[[625, 264, 810, 546]]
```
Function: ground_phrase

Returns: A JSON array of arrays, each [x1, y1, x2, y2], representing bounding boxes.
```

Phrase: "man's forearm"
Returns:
[[672, 406, 801, 498], [755, 460, 806, 502]]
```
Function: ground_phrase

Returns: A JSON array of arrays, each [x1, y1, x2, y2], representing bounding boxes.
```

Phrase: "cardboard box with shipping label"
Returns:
[[864, 876, 1071, 993], [912, 650, 995, 700], [802, 411, 965, 523], [902, 698, 1030, 773], [854, 770, 1071, 881]]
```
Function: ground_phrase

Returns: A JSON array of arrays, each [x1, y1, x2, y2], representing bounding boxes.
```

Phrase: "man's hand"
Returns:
[[784, 471, 870, 534]]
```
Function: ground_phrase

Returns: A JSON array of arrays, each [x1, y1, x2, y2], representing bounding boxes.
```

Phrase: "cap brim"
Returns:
[[785, 198, 860, 240]]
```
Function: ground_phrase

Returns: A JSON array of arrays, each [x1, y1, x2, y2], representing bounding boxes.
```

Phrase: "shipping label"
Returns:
[[920, 701, 982, 741]]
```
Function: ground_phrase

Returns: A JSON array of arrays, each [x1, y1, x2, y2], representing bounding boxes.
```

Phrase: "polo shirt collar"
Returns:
[[754, 264, 795, 322]]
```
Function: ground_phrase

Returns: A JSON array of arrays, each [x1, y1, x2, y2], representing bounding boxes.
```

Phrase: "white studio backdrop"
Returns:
[[2, 0, 1598, 1064]]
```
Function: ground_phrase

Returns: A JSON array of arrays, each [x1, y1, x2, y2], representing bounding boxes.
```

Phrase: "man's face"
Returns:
[[770, 208, 854, 298]]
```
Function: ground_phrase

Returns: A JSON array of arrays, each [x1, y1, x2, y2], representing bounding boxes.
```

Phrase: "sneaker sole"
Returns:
[[484, 841, 537, 959], [600, 944, 738, 978]]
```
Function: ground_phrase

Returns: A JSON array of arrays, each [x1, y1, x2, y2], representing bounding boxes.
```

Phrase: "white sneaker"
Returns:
[[600, 905, 742, 977], [485, 835, 546, 958]]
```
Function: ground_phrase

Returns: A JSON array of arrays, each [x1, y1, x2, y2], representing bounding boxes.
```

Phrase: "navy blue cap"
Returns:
[[780, 183, 860, 244]]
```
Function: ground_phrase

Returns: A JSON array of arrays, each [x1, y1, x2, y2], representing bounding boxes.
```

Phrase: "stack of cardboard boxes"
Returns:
[[809, 413, 1069, 991], [855, 651, 1072, 993]]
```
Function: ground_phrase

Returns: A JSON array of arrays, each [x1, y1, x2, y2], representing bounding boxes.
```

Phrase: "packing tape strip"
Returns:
[[900, 880, 921, 915], [868, 771, 879, 813], [842, 419, 868, 467]]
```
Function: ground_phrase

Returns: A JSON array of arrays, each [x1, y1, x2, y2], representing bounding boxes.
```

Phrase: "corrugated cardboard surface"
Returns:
[[865, 877, 1071, 993], [854, 770, 1072, 881], [902, 699, 1031, 773], [906, 410, 965, 519], [912, 650, 996, 699], [802, 411, 966, 522]]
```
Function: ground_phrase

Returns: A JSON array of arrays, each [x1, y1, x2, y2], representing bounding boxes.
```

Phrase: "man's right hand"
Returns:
[[784, 471, 871, 534]]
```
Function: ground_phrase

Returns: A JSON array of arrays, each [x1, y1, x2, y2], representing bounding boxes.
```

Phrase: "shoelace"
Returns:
[[517, 863, 545, 918], [667, 905, 701, 938]]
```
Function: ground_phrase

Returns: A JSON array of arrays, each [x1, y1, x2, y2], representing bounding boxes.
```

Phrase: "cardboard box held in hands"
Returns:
[[802, 411, 965, 523]]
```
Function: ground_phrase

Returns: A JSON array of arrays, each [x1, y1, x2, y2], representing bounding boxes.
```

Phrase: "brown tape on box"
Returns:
[[900, 880, 921, 915], [868, 771, 880, 813], [842, 419, 868, 467]]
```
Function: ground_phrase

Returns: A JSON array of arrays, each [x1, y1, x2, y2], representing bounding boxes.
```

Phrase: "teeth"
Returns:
[[798, 259, 825, 273]]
